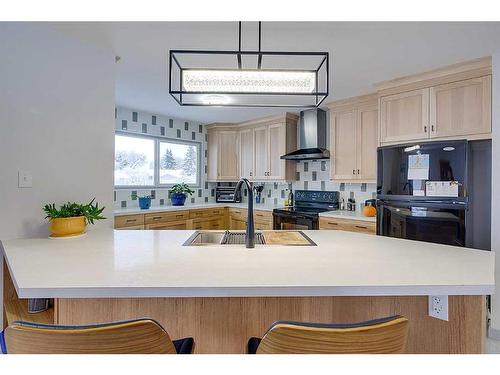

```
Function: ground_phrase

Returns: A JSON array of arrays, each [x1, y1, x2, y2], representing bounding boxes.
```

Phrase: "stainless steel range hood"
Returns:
[[281, 108, 330, 160]]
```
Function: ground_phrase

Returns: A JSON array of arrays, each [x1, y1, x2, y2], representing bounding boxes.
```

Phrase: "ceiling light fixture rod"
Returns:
[[257, 21, 262, 69], [237, 21, 242, 69]]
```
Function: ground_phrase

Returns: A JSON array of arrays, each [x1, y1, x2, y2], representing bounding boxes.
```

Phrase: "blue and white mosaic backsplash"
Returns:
[[114, 107, 376, 210]]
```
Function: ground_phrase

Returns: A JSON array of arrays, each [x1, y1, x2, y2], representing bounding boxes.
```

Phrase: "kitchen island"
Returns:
[[1, 229, 495, 353]]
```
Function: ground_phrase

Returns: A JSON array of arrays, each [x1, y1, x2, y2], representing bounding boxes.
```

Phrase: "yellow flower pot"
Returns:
[[49, 216, 86, 237]]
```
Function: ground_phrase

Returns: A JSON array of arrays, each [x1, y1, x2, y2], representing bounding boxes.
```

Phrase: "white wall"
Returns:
[[490, 52, 500, 337], [0, 23, 115, 240]]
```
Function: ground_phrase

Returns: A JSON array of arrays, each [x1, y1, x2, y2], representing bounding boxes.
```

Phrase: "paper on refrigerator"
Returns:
[[408, 154, 429, 180]]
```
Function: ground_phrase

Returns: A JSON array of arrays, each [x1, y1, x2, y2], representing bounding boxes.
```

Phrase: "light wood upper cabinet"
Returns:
[[218, 131, 239, 180], [268, 123, 286, 180], [329, 95, 378, 182], [430, 75, 491, 139], [207, 128, 219, 181], [379, 88, 429, 144], [208, 114, 298, 182], [375, 57, 492, 145], [356, 106, 378, 181], [253, 126, 269, 180], [239, 128, 254, 179], [207, 127, 239, 181], [331, 110, 357, 180]]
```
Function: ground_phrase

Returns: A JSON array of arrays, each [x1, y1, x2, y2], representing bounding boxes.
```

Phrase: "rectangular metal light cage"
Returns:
[[169, 50, 329, 108]]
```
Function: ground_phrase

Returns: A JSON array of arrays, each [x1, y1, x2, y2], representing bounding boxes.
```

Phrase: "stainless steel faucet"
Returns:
[[234, 178, 254, 248]]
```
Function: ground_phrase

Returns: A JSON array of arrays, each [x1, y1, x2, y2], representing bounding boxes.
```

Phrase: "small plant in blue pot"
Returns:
[[138, 195, 152, 210], [170, 183, 195, 206]]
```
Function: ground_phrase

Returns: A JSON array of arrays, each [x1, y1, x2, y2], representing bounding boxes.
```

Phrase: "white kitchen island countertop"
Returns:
[[1, 229, 494, 299]]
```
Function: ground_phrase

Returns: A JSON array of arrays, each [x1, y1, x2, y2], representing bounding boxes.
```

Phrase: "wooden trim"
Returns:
[[374, 56, 491, 95], [207, 113, 299, 131], [326, 93, 378, 110]]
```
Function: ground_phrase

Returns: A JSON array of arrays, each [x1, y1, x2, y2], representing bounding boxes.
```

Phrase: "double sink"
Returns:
[[183, 230, 316, 246]]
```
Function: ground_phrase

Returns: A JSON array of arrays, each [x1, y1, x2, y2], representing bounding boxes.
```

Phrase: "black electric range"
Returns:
[[273, 190, 340, 230]]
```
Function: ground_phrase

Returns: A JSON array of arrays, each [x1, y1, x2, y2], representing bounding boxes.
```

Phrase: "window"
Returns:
[[159, 141, 198, 185], [114, 133, 201, 187], [114, 135, 155, 186]]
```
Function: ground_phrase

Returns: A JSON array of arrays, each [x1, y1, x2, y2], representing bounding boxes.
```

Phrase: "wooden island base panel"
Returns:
[[53, 296, 485, 354]]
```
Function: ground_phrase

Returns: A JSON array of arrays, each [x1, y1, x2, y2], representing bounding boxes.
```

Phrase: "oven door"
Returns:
[[377, 200, 466, 247], [273, 212, 318, 230]]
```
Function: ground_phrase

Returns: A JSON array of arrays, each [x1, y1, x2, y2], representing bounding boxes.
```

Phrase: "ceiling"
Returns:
[[51, 22, 500, 123]]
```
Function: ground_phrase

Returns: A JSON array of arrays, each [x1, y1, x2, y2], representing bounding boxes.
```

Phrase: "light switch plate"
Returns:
[[18, 170, 33, 188]]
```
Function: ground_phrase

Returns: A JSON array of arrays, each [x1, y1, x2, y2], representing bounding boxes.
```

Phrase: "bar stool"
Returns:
[[3, 318, 194, 354], [247, 315, 408, 354]]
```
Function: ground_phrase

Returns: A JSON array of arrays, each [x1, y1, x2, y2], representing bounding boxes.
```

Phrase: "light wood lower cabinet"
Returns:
[[227, 208, 273, 230], [145, 221, 188, 230], [115, 209, 375, 235], [114, 214, 145, 229], [319, 217, 376, 235]]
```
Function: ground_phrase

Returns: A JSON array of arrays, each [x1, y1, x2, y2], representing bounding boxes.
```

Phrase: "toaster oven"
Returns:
[[215, 186, 242, 203]]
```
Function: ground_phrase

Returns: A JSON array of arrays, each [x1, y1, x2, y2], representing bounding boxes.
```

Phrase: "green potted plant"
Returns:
[[43, 198, 105, 237], [170, 183, 195, 206]]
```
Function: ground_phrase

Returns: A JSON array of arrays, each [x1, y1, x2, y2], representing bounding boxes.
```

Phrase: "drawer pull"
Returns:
[[126, 219, 137, 223], [355, 225, 368, 229], [327, 222, 338, 225], [153, 216, 163, 220], [176, 214, 184, 218]]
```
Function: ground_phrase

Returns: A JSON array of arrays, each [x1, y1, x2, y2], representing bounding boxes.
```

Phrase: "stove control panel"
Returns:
[[295, 190, 339, 204]]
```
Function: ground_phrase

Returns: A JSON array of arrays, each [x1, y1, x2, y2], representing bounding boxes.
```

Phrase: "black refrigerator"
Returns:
[[376, 139, 491, 250]]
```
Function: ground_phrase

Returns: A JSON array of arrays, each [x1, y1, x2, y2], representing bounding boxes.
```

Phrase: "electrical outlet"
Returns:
[[428, 295, 448, 321]]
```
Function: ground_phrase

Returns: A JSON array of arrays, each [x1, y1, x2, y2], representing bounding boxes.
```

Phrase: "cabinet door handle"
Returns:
[[355, 225, 368, 229], [357, 169, 360, 174], [353, 169, 356, 175], [176, 214, 184, 218], [126, 219, 137, 223], [424, 126, 427, 133], [431, 125, 435, 132], [327, 222, 338, 225], [153, 216, 162, 220], [250, 172, 253, 176]]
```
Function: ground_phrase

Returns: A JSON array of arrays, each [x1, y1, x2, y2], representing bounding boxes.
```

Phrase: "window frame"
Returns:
[[114, 130, 202, 189]]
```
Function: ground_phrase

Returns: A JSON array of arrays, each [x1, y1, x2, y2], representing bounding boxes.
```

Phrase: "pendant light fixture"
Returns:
[[169, 22, 329, 108]]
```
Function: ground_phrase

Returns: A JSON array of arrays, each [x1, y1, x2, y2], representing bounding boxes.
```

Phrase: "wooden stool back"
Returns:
[[257, 316, 409, 354], [4, 318, 177, 354]]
